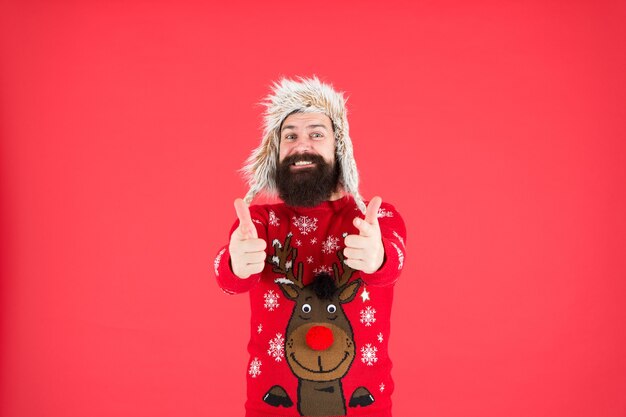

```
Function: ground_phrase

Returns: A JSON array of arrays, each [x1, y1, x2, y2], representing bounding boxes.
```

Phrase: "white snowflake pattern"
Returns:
[[322, 235, 340, 254], [377, 208, 394, 218], [361, 344, 378, 366], [249, 357, 262, 378], [295, 239, 302, 247], [267, 333, 285, 362], [257, 324, 263, 334], [310, 237, 318, 245], [214, 248, 225, 276], [268, 210, 280, 227], [379, 383, 385, 392], [306, 256, 314, 264], [377, 332, 384, 343], [393, 231, 405, 249], [391, 242, 404, 270], [360, 306, 377, 326], [292, 215, 318, 235], [263, 290, 280, 311], [313, 265, 333, 275], [252, 219, 264, 226]]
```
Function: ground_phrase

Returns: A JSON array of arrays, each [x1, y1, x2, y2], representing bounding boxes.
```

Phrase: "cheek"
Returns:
[[324, 137, 336, 153], [278, 143, 292, 161], [320, 144, 336, 163]]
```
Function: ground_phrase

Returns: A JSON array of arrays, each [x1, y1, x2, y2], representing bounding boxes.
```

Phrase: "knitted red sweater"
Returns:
[[214, 195, 406, 417]]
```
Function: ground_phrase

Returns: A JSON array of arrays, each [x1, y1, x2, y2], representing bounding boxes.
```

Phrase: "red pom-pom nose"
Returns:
[[306, 326, 334, 351]]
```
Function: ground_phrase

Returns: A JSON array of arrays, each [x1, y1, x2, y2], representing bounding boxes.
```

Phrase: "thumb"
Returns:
[[234, 198, 257, 239], [364, 196, 382, 225]]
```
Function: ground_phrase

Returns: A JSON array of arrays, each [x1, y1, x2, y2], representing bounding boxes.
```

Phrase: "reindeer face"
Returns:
[[269, 234, 361, 384], [279, 275, 361, 382]]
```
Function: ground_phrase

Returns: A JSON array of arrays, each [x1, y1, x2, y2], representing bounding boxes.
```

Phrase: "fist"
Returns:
[[229, 198, 267, 279], [343, 196, 385, 274]]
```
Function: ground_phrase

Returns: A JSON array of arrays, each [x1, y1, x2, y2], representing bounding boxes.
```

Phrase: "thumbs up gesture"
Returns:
[[229, 198, 267, 279], [343, 196, 385, 274]]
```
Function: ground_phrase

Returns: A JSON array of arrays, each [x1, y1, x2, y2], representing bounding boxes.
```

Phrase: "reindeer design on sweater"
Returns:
[[263, 233, 375, 416]]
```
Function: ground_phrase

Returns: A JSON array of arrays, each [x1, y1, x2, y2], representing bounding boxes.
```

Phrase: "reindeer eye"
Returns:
[[302, 304, 312, 313], [327, 304, 337, 314]]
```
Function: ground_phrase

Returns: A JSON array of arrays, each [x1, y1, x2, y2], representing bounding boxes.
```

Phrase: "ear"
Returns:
[[276, 281, 300, 300], [338, 279, 362, 304]]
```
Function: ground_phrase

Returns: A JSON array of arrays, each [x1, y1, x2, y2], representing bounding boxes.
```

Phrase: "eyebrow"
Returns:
[[281, 124, 330, 132]]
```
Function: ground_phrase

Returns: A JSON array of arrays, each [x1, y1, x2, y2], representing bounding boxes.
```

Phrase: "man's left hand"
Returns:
[[343, 196, 385, 273]]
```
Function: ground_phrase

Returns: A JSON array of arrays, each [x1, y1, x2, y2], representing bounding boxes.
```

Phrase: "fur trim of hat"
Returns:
[[242, 76, 366, 214]]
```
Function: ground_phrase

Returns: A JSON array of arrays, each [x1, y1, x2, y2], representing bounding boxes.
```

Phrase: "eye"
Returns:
[[311, 132, 323, 139], [284, 134, 296, 141], [302, 304, 312, 313], [327, 304, 337, 314]]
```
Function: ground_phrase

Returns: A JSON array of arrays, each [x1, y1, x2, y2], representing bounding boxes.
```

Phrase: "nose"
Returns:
[[292, 138, 313, 154], [305, 325, 334, 351]]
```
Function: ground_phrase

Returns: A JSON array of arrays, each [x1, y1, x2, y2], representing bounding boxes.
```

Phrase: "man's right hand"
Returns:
[[229, 198, 267, 279]]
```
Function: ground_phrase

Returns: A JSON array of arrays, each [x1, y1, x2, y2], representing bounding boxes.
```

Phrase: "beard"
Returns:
[[276, 153, 340, 208]]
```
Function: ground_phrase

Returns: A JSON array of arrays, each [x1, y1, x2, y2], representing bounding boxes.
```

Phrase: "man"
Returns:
[[214, 76, 406, 417]]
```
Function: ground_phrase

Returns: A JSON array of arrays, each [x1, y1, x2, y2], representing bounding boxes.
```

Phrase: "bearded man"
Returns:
[[214, 77, 406, 417]]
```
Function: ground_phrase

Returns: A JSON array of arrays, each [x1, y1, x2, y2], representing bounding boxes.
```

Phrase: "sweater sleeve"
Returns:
[[359, 201, 407, 287], [213, 206, 268, 295]]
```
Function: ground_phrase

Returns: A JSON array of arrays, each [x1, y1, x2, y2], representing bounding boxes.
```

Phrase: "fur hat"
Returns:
[[242, 76, 366, 214]]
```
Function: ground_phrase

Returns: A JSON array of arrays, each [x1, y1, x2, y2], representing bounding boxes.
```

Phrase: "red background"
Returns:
[[1, 1, 625, 416]]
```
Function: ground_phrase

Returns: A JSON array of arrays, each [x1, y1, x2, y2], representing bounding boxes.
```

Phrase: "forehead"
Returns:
[[281, 112, 333, 131]]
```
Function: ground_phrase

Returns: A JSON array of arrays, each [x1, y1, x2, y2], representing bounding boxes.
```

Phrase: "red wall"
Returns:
[[1, 1, 625, 416]]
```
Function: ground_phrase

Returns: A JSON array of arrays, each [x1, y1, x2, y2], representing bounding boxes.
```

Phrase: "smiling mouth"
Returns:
[[291, 160, 315, 169], [290, 351, 350, 373]]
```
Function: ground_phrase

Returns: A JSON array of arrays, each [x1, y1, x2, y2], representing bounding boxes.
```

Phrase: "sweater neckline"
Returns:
[[286, 195, 355, 214]]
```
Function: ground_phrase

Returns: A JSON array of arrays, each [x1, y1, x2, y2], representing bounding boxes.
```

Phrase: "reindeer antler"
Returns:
[[333, 250, 357, 289], [268, 233, 304, 289]]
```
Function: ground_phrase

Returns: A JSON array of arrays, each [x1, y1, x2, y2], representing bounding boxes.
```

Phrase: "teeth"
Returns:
[[294, 161, 312, 166]]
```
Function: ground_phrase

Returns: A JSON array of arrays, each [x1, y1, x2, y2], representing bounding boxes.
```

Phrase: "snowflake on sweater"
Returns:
[[249, 357, 262, 378], [257, 324, 263, 334], [214, 248, 225, 276], [268, 210, 280, 227], [361, 344, 378, 366], [322, 235, 340, 254], [306, 256, 314, 264], [377, 207, 394, 218], [391, 242, 404, 270], [379, 383, 385, 392], [310, 237, 318, 245], [313, 265, 333, 275], [377, 332, 384, 343], [263, 290, 280, 311], [267, 333, 285, 362], [294, 239, 302, 247], [360, 306, 377, 326], [292, 215, 318, 235], [393, 230, 405, 248]]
